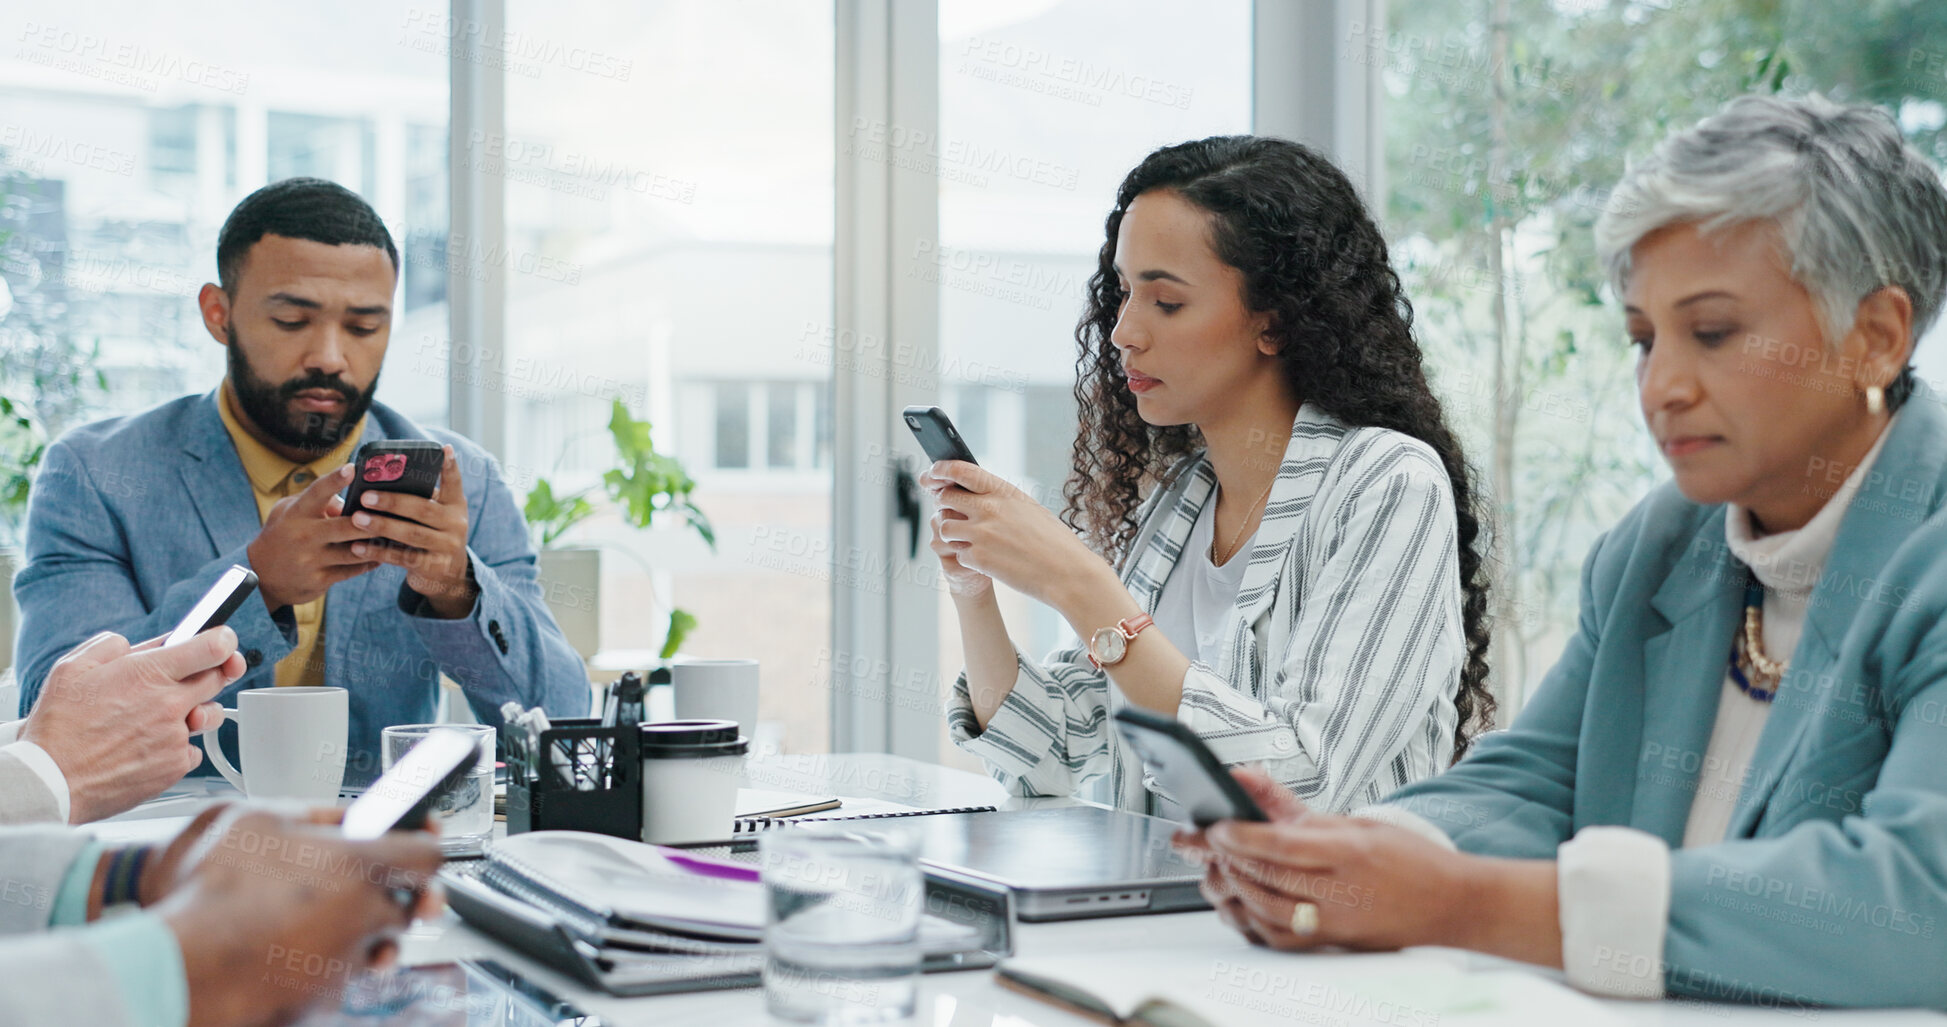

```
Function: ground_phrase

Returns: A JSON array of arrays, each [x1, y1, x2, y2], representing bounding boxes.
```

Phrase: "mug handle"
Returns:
[[201, 707, 246, 793]]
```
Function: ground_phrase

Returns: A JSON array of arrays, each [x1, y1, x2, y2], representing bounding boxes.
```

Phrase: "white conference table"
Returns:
[[103, 753, 1945, 1026]]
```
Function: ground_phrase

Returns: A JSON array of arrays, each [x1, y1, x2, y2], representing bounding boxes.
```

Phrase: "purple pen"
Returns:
[[655, 847, 762, 883]]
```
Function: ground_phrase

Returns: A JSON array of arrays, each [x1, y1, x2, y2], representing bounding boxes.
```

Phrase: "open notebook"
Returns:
[[997, 945, 1629, 1027]]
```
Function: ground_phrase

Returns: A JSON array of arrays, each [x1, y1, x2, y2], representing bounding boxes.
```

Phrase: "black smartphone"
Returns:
[[341, 728, 483, 840], [1112, 706, 1269, 827], [166, 564, 258, 647], [341, 440, 444, 523], [903, 405, 978, 465]]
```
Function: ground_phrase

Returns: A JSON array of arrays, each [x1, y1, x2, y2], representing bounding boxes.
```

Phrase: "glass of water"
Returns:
[[760, 826, 922, 1024], [380, 723, 495, 855]]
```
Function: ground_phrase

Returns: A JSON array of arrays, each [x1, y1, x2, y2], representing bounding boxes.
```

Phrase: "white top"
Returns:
[[1150, 496, 1253, 667]]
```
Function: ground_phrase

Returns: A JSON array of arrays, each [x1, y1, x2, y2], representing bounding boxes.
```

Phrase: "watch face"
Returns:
[[1092, 627, 1127, 666]]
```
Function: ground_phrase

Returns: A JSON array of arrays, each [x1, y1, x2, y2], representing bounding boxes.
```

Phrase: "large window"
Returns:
[[0, 2, 451, 461], [931, 0, 1253, 768], [490, 0, 836, 754], [1383, 0, 1947, 707]]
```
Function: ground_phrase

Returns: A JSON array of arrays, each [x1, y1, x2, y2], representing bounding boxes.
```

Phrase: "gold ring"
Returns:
[[1289, 901, 1319, 935]]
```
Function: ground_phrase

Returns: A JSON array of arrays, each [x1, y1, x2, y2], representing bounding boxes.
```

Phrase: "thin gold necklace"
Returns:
[[1209, 473, 1278, 567]]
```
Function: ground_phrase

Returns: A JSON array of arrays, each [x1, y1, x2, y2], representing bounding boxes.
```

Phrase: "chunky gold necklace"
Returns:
[[1728, 576, 1783, 702]]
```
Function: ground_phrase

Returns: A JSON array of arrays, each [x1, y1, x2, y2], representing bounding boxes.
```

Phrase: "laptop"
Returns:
[[903, 805, 1209, 921]]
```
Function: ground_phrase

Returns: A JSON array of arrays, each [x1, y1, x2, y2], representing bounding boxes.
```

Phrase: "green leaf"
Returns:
[[659, 608, 697, 660], [522, 476, 597, 549], [601, 398, 712, 550], [682, 501, 717, 552]]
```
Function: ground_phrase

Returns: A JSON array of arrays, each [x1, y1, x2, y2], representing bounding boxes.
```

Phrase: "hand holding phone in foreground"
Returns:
[[18, 627, 246, 823], [152, 806, 445, 1027]]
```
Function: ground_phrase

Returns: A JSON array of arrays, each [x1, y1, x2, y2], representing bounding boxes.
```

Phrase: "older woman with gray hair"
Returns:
[[1178, 93, 1947, 1010]]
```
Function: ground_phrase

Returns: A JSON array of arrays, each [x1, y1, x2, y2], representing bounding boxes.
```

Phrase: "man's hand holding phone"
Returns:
[[19, 627, 246, 823], [345, 445, 477, 619], [246, 463, 382, 612], [152, 806, 445, 1027]]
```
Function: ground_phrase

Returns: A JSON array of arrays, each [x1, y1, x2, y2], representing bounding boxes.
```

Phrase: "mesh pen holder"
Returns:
[[504, 718, 643, 840]]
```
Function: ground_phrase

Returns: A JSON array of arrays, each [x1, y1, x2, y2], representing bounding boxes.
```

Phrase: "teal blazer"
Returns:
[[1387, 383, 1947, 1009]]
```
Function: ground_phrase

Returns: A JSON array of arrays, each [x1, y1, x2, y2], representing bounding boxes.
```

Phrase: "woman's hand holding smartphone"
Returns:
[[906, 407, 995, 599]]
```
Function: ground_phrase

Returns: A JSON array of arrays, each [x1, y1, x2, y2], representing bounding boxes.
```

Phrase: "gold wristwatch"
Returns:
[[1087, 613, 1155, 670]]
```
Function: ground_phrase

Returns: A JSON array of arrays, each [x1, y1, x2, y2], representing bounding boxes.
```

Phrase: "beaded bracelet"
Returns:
[[100, 845, 151, 908]]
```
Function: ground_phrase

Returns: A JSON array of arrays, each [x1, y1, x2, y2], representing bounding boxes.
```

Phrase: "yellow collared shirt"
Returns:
[[216, 382, 365, 688]]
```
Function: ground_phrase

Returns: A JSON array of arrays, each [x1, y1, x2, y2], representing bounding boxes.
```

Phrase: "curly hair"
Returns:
[[1062, 135, 1496, 759]]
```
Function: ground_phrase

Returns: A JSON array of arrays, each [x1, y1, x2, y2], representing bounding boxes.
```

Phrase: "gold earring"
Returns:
[[1865, 385, 1886, 416]]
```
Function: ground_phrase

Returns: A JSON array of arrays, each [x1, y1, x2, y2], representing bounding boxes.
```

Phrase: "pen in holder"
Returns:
[[503, 717, 643, 840]]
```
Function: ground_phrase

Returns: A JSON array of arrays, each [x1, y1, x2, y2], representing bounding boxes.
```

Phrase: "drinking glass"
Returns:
[[760, 826, 922, 1024], [380, 723, 495, 855]]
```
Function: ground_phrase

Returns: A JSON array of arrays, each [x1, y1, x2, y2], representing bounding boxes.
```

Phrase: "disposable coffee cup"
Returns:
[[639, 719, 748, 844]]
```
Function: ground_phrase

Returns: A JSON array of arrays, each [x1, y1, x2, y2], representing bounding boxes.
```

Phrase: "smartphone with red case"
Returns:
[[342, 440, 444, 525]]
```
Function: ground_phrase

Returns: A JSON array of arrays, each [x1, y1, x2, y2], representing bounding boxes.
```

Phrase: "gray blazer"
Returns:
[[1387, 382, 1947, 1009], [0, 827, 143, 1025]]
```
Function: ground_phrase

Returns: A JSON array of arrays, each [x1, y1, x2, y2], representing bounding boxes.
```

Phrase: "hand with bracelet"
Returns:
[[82, 804, 445, 1027]]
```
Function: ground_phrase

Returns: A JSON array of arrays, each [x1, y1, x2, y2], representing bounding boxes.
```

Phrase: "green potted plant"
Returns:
[[527, 398, 713, 662]]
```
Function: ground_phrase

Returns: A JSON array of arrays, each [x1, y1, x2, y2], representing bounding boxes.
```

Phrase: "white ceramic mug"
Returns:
[[201, 686, 349, 801], [669, 658, 760, 735]]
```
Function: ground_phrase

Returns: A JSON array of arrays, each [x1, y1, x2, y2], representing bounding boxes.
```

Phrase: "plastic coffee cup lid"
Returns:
[[637, 719, 748, 758]]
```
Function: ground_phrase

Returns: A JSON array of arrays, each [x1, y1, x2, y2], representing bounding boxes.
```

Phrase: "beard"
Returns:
[[226, 325, 380, 454]]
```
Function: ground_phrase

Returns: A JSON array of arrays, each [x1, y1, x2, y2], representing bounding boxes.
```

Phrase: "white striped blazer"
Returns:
[[947, 403, 1464, 814]]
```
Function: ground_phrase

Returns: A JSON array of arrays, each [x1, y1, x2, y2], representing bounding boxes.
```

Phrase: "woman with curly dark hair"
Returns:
[[924, 135, 1495, 815]]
